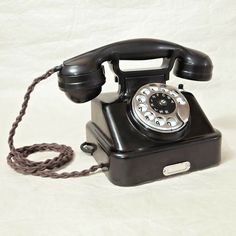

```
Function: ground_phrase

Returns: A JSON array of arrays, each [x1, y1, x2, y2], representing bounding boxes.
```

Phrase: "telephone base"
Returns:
[[83, 92, 221, 186], [85, 122, 221, 186]]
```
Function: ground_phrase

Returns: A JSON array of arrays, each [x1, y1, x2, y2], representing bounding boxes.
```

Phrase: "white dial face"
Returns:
[[131, 83, 190, 133]]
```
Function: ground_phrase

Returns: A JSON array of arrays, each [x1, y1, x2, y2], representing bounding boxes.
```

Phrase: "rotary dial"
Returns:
[[131, 83, 190, 133]]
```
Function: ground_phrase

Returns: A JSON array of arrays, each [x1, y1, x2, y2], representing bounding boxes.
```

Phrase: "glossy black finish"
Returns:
[[86, 91, 221, 186], [58, 39, 213, 102], [58, 66, 105, 103], [57, 38, 220, 186]]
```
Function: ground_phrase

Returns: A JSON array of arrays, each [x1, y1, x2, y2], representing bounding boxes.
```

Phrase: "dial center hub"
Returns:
[[150, 93, 176, 114]]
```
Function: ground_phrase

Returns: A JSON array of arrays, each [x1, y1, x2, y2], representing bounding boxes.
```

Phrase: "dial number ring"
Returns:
[[131, 83, 190, 133]]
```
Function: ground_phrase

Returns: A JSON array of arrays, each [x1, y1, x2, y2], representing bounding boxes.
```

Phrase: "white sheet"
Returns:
[[1, 1, 236, 235]]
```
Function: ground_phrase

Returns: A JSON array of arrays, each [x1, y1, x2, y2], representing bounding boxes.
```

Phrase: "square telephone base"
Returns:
[[83, 92, 221, 186]]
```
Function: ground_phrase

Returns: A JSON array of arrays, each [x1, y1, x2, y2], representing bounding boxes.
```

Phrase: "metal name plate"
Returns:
[[163, 161, 191, 176]]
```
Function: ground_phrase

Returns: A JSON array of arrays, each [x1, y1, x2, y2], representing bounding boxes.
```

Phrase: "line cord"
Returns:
[[7, 66, 108, 178]]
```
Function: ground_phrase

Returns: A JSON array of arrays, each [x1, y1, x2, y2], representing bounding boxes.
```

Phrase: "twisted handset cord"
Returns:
[[7, 66, 108, 178]]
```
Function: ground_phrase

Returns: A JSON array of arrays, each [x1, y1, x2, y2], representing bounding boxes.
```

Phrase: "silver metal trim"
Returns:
[[163, 161, 191, 176], [131, 83, 190, 133]]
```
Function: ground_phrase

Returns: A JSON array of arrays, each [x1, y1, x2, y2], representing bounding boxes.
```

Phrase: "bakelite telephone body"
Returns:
[[58, 39, 221, 186]]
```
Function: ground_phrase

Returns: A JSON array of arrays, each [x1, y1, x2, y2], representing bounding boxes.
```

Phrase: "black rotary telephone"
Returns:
[[8, 39, 221, 186]]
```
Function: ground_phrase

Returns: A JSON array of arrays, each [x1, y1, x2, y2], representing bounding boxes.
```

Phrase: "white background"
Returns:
[[0, 0, 236, 235]]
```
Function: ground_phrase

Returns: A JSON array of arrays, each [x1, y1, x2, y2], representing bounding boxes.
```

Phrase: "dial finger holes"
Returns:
[[167, 117, 177, 127], [132, 83, 190, 133], [170, 91, 178, 97], [144, 112, 155, 121], [150, 86, 158, 92], [155, 117, 165, 126], [161, 87, 169, 92], [136, 95, 146, 103], [176, 97, 186, 105], [141, 88, 150, 95], [138, 104, 148, 112]]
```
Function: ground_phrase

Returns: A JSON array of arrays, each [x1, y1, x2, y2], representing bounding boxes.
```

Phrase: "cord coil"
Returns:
[[7, 66, 108, 178]]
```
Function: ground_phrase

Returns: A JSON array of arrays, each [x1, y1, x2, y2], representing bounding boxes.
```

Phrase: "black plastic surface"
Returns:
[[57, 38, 220, 186], [85, 91, 221, 186], [58, 39, 213, 102]]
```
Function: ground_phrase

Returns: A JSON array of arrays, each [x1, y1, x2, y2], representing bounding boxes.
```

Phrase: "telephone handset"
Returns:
[[58, 38, 213, 103], [7, 39, 221, 186]]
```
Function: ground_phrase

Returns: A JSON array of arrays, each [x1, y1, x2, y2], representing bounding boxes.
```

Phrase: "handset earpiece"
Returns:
[[58, 61, 105, 103], [173, 48, 213, 81]]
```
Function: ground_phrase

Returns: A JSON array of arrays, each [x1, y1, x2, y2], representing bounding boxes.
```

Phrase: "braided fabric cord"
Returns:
[[7, 66, 108, 178]]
